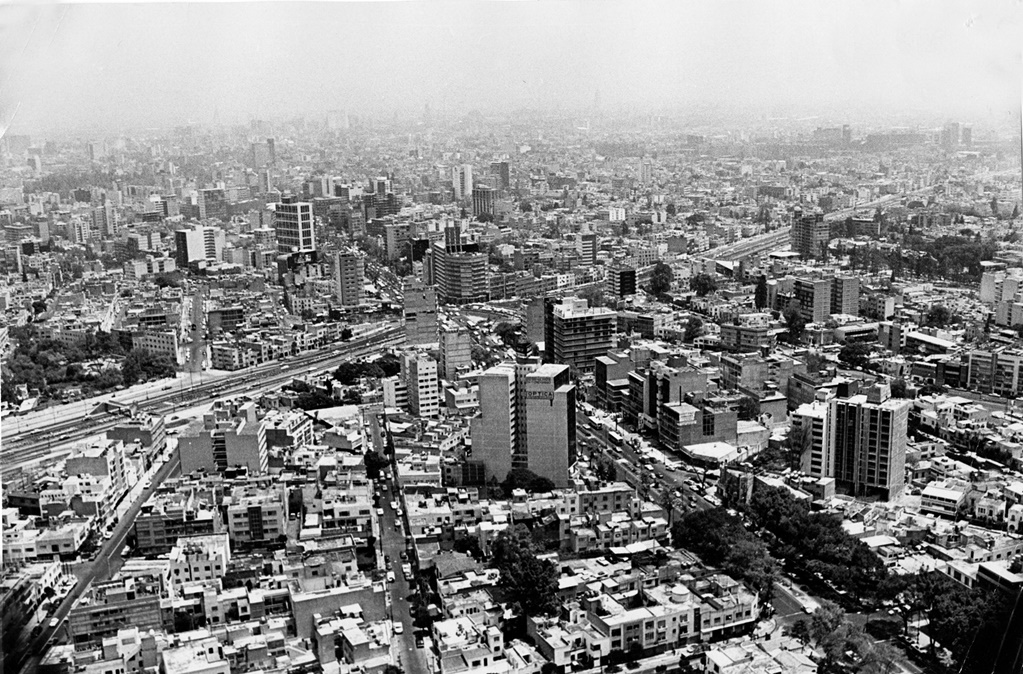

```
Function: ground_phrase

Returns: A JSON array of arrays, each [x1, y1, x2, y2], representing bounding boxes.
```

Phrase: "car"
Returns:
[[387, 571, 396, 583], [415, 636, 425, 648], [384, 555, 390, 565], [376, 508, 384, 516], [399, 551, 407, 561], [392, 622, 404, 634], [49, 618, 60, 629]]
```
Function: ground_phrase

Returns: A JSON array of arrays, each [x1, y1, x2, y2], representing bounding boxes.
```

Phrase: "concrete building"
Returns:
[[403, 278, 439, 345], [176, 401, 268, 475], [403, 352, 440, 418], [793, 400, 831, 478], [544, 297, 616, 373], [790, 208, 829, 259], [451, 164, 473, 201], [333, 249, 365, 307], [471, 357, 576, 487], [428, 228, 489, 305], [829, 382, 910, 500], [273, 195, 315, 254], [471, 185, 495, 218], [439, 327, 472, 381]]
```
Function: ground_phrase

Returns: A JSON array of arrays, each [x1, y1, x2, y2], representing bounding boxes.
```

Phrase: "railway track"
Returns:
[[1, 327, 405, 475]]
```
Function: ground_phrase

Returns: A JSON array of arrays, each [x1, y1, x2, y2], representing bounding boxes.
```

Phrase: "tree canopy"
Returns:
[[491, 524, 560, 617], [838, 342, 872, 369], [689, 273, 717, 297], [501, 468, 555, 496], [649, 262, 674, 295]]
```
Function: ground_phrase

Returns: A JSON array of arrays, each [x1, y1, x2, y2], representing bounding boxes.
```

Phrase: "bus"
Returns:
[[608, 431, 623, 447]]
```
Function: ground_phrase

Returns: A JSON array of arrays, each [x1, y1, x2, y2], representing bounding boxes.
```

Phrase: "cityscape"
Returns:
[[1, 3, 1022, 674]]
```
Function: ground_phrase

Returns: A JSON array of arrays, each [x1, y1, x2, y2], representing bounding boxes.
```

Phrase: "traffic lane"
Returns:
[[772, 582, 806, 621], [581, 415, 712, 511], [15, 454, 181, 674], [380, 493, 429, 674]]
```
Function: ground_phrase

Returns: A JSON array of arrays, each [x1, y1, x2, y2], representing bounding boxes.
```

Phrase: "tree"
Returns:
[[649, 262, 674, 295], [788, 619, 811, 645], [889, 378, 908, 399], [925, 304, 953, 328], [364, 450, 388, 480], [502, 468, 555, 495], [577, 285, 605, 308], [491, 524, 560, 617], [737, 396, 758, 421], [382, 666, 403, 674], [809, 600, 845, 645], [754, 275, 768, 310], [689, 273, 717, 297], [683, 316, 704, 343], [783, 308, 806, 344], [665, 203, 677, 217], [838, 342, 872, 369]]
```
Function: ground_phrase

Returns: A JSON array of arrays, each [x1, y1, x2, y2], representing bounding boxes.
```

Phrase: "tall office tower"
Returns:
[[830, 275, 860, 316], [578, 232, 597, 266], [452, 164, 473, 200], [490, 161, 511, 190], [273, 195, 315, 254], [428, 227, 489, 305], [333, 249, 365, 307], [198, 188, 228, 221], [372, 176, 392, 195], [793, 400, 831, 478], [790, 208, 830, 260], [266, 138, 276, 165], [471, 185, 495, 218], [472, 363, 517, 482], [961, 126, 972, 147], [174, 225, 224, 268], [403, 278, 439, 345], [606, 265, 637, 298], [402, 352, 440, 418], [174, 228, 206, 268], [88, 140, 106, 161], [439, 327, 472, 380], [792, 277, 833, 323], [524, 296, 547, 345], [471, 358, 575, 487], [544, 297, 616, 373], [828, 381, 910, 500], [640, 160, 653, 184], [522, 363, 576, 486], [91, 202, 118, 239]]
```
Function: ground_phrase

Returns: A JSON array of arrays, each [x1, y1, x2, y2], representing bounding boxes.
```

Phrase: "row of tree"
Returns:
[[743, 486, 888, 599]]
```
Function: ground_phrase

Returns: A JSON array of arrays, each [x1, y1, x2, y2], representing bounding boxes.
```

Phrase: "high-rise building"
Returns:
[[403, 278, 439, 345], [793, 400, 831, 478], [198, 188, 228, 221], [427, 227, 489, 305], [606, 265, 637, 298], [333, 249, 365, 306], [544, 297, 616, 373], [828, 382, 909, 500], [791, 208, 830, 260], [91, 202, 118, 239], [174, 225, 223, 269], [273, 195, 315, 254], [792, 277, 832, 323], [490, 161, 511, 190], [402, 352, 440, 418], [439, 327, 472, 380], [471, 185, 495, 218], [471, 357, 576, 487], [452, 164, 473, 201], [578, 232, 597, 266], [830, 275, 860, 316]]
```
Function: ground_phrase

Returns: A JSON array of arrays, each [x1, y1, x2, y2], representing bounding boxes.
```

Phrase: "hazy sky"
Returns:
[[0, 0, 1020, 135]]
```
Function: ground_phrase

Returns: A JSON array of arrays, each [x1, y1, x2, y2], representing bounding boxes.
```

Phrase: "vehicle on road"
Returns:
[[392, 622, 404, 634], [376, 508, 384, 516], [49, 618, 60, 629], [415, 635, 424, 648], [387, 571, 395, 583]]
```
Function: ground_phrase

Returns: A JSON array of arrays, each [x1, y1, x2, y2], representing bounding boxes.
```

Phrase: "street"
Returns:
[[11, 447, 181, 674]]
